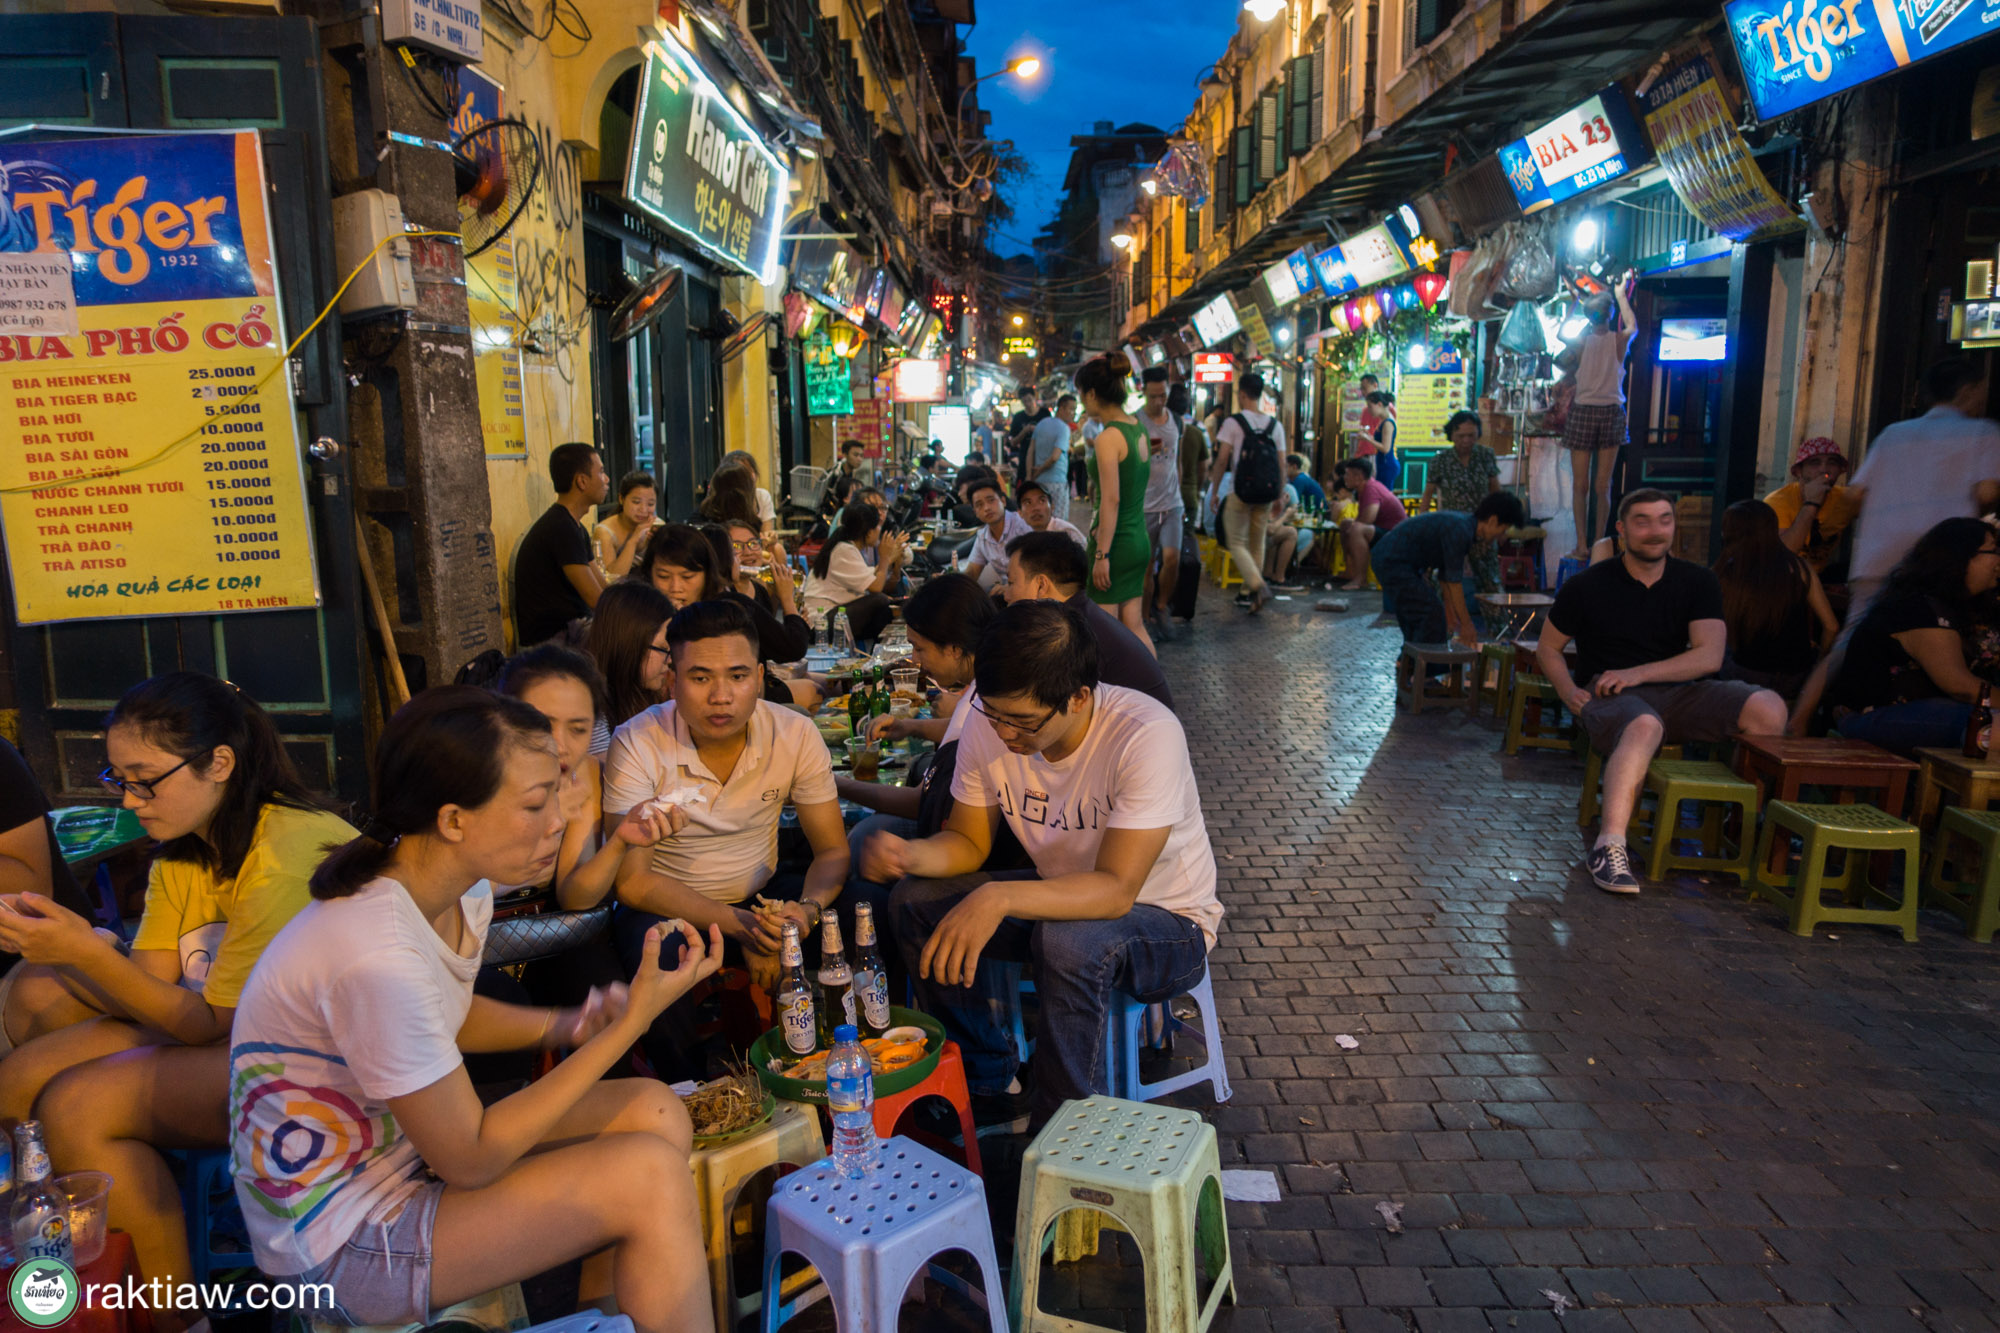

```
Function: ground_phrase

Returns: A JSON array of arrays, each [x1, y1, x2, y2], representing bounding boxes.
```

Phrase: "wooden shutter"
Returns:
[[1233, 123, 1253, 206], [1184, 194, 1200, 251], [1311, 42, 1326, 142], [1289, 53, 1315, 157], [1336, 10, 1354, 122], [1257, 87, 1282, 185]]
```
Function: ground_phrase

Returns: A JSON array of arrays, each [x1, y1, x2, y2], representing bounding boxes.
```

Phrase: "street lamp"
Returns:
[[957, 54, 1045, 123], [1012, 314, 1025, 327], [1110, 231, 1135, 250], [1243, 0, 1286, 21]]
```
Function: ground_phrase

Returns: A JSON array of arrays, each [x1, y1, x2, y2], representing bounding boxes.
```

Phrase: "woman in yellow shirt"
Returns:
[[0, 672, 355, 1318]]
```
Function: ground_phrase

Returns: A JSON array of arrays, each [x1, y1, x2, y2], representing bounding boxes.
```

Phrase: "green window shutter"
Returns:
[[1233, 124, 1253, 206], [1184, 195, 1200, 252], [1289, 54, 1315, 157], [1257, 88, 1282, 184], [1310, 45, 1325, 144]]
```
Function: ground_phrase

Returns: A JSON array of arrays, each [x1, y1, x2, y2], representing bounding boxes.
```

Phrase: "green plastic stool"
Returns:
[[1502, 676, 1574, 756], [1752, 801, 1920, 941], [1011, 1096, 1234, 1333], [1640, 759, 1760, 883], [1923, 806, 2000, 943], [1473, 641, 1514, 720], [1577, 741, 1681, 828]]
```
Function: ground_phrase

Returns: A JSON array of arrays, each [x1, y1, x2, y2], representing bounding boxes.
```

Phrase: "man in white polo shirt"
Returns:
[[960, 474, 1032, 592], [864, 601, 1222, 1129], [605, 600, 851, 1073]]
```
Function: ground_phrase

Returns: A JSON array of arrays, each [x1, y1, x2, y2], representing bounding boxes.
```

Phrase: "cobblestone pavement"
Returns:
[[1153, 587, 2000, 1333]]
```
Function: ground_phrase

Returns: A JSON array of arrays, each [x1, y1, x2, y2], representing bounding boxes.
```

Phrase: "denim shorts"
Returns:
[[296, 1179, 444, 1327]]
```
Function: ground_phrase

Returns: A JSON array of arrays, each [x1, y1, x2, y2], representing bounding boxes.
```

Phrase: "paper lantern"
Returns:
[[1412, 271, 1449, 310], [1396, 284, 1419, 311], [1375, 290, 1398, 321], [1359, 299, 1381, 329], [1342, 300, 1365, 333]]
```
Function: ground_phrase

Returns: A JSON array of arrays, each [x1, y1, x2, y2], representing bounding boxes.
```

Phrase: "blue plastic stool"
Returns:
[[1107, 967, 1232, 1105], [175, 1147, 251, 1287], [1554, 554, 1589, 589], [993, 962, 1034, 1062], [759, 1136, 1007, 1333]]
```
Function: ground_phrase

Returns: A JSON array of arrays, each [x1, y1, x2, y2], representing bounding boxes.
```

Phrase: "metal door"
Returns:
[[0, 13, 366, 805]]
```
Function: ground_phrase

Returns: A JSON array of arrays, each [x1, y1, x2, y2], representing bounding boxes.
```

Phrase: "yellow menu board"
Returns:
[[0, 130, 319, 624]]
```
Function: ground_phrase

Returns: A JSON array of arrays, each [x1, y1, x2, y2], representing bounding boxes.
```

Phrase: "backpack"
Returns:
[[1230, 412, 1284, 505]]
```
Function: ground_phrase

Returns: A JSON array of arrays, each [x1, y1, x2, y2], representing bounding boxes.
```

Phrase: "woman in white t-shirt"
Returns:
[[801, 501, 904, 644], [228, 687, 721, 1332]]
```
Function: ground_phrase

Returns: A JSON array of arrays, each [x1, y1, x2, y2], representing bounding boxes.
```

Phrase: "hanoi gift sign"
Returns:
[[1726, 0, 2000, 120], [625, 27, 789, 283], [0, 130, 320, 625]]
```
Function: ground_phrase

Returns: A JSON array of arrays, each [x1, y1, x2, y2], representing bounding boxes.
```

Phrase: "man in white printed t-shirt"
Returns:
[[863, 601, 1222, 1130], [604, 599, 852, 1076]]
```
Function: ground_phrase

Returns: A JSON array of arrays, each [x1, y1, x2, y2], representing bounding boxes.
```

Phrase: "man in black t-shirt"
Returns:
[[1538, 489, 1788, 894], [1007, 386, 1050, 487], [1002, 532, 1176, 711], [512, 441, 610, 646]]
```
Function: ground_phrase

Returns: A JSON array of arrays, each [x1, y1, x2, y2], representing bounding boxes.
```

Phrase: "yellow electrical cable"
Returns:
[[0, 228, 461, 496]]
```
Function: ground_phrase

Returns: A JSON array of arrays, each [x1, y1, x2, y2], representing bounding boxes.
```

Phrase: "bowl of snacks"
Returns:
[[749, 1007, 944, 1105], [685, 1071, 776, 1149]]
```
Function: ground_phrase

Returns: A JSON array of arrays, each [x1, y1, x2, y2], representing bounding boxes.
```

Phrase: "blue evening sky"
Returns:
[[962, 2, 1244, 256]]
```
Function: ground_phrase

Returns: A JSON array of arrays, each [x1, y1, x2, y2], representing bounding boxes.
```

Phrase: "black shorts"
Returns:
[[1579, 680, 1763, 753]]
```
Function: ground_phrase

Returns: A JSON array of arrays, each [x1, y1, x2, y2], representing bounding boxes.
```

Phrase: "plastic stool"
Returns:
[[1752, 800, 1921, 940], [517, 1317, 632, 1333], [873, 1040, 982, 1175], [1502, 674, 1573, 756], [1011, 1097, 1234, 1333], [691, 1098, 826, 1333], [176, 1147, 250, 1287], [1396, 643, 1479, 713], [759, 1136, 1007, 1333], [1210, 551, 1244, 590], [1924, 806, 2000, 941], [1108, 968, 1231, 1105], [1639, 759, 1760, 884], [1472, 641, 1514, 720]]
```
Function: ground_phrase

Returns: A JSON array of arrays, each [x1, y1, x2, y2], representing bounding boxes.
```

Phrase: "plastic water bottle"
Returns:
[[825, 1024, 879, 1178]]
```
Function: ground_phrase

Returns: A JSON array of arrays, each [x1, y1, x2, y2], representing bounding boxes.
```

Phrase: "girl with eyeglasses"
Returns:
[[0, 671, 356, 1322], [583, 582, 676, 731]]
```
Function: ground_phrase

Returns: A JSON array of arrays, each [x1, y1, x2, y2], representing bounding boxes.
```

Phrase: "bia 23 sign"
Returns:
[[625, 28, 789, 282], [1726, 0, 2000, 120], [1499, 87, 1652, 213]]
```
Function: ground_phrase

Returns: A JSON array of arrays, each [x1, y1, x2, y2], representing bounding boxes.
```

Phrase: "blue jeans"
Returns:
[[1837, 697, 1972, 759], [1376, 558, 1446, 643], [888, 870, 1210, 1122]]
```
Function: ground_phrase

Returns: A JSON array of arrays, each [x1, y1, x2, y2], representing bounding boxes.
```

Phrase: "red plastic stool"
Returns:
[[871, 1040, 982, 1176]]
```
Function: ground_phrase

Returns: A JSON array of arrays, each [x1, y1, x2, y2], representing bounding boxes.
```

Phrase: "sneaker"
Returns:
[[1586, 843, 1641, 894], [1232, 592, 1254, 608], [971, 1087, 1031, 1136]]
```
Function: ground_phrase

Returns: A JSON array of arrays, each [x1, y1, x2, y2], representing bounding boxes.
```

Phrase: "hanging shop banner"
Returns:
[[1255, 257, 1299, 312], [625, 27, 789, 283], [1190, 292, 1241, 347], [454, 66, 527, 460], [790, 234, 863, 316], [0, 130, 320, 625], [803, 329, 853, 417], [891, 357, 946, 403], [1640, 57, 1801, 243], [1193, 351, 1234, 384], [1727, 0, 2000, 121], [1395, 343, 1469, 449], [1499, 86, 1653, 214], [837, 385, 892, 459], [1312, 245, 1358, 299], [1235, 297, 1278, 359]]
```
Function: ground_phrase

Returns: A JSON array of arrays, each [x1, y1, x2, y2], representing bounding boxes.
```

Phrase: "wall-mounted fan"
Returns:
[[451, 116, 543, 258], [610, 262, 683, 342], [717, 312, 772, 364]]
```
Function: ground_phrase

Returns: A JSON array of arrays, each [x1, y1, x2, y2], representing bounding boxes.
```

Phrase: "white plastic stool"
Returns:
[[691, 1098, 826, 1333]]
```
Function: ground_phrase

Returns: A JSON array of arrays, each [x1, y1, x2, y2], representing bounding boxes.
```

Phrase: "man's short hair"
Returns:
[[549, 442, 598, 493], [1006, 531, 1088, 591], [664, 597, 759, 660], [1285, 452, 1308, 470], [975, 602, 1100, 710], [1237, 371, 1266, 400], [1017, 479, 1051, 503], [966, 475, 1005, 503], [1019, 385, 1039, 400], [1618, 487, 1675, 522], [840, 439, 865, 455], [1056, 393, 1078, 410], [904, 573, 997, 656], [1926, 356, 1983, 404], [1338, 456, 1373, 481], [1474, 492, 1527, 528], [1359, 373, 1379, 386], [1140, 366, 1169, 384]]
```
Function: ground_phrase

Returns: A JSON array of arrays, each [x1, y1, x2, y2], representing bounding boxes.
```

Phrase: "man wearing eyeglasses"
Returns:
[[863, 601, 1220, 1131]]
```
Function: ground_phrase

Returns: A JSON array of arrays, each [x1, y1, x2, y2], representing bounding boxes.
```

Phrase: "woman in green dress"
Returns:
[[1076, 352, 1156, 655]]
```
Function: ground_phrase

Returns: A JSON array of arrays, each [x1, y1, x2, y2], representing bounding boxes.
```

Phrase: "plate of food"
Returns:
[[685, 1071, 776, 1148]]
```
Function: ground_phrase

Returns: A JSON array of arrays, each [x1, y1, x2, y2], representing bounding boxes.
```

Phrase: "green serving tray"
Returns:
[[749, 1006, 944, 1105]]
